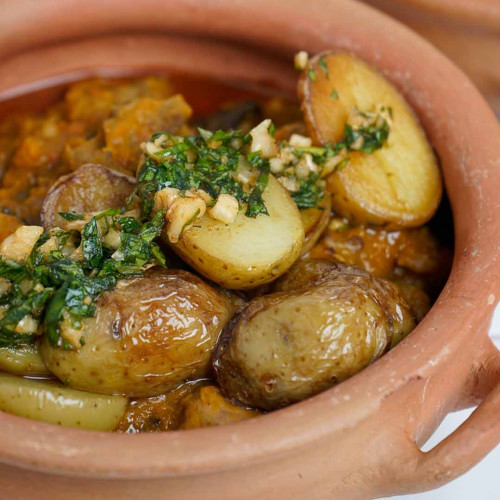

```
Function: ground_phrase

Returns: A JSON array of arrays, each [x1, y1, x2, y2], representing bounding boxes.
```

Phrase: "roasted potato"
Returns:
[[40, 164, 135, 229], [41, 269, 235, 397], [180, 385, 260, 429], [392, 281, 431, 323], [214, 260, 415, 410], [0, 343, 51, 377], [169, 175, 305, 290], [299, 52, 442, 228], [0, 373, 126, 431], [116, 380, 206, 433]]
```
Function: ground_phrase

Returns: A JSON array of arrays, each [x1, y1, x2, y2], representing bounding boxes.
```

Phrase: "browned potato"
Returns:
[[180, 385, 260, 429], [214, 260, 415, 410], [300, 193, 331, 255], [116, 380, 206, 433], [41, 269, 235, 397], [299, 52, 442, 228], [40, 164, 135, 229], [103, 95, 192, 173]]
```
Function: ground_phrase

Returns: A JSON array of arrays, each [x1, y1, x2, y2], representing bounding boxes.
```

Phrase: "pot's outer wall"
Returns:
[[0, 1, 499, 499]]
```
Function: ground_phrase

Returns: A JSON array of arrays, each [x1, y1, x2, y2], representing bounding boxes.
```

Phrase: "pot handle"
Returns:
[[400, 346, 500, 491]]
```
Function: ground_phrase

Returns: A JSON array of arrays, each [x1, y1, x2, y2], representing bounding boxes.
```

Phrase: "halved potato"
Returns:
[[0, 343, 51, 377], [300, 193, 331, 255], [0, 373, 127, 431], [168, 175, 305, 290], [41, 164, 135, 229], [298, 52, 442, 228]]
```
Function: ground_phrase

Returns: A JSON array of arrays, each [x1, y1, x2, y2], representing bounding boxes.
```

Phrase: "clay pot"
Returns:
[[362, 0, 500, 115], [0, 1, 499, 498]]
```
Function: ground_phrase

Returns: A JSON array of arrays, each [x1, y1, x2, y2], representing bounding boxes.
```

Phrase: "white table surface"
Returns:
[[389, 304, 500, 500]]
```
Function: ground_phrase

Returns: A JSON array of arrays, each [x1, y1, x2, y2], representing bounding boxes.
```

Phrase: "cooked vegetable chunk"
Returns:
[[180, 385, 260, 429], [41, 269, 235, 397], [169, 176, 305, 289], [299, 52, 442, 228], [116, 380, 206, 433], [307, 223, 451, 295], [103, 95, 192, 173], [214, 260, 415, 410], [0, 373, 126, 431], [0, 343, 51, 376], [41, 164, 135, 229]]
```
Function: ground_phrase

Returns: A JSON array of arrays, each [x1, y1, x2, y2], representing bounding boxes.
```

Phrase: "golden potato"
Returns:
[[169, 176, 305, 290], [214, 260, 415, 410], [298, 52, 442, 228], [0, 373, 126, 431], [0, 343, 51, 377], [40, 164, 135, 229], [41, 269, 235, 397], [180, 385, 260, 429]]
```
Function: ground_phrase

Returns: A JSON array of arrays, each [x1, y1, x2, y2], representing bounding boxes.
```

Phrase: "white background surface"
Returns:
[[390, 304, 500, 500]]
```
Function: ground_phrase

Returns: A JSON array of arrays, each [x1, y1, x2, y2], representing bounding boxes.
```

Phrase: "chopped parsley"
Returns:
[[307, 69, 317, 82], [319, 56, 329, 79], [0, 210, 165, 349], [138, 129, 270, 218], [330, 89, 339, 99]]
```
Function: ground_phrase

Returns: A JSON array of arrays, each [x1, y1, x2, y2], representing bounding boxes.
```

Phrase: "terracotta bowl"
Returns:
[[0, 1, 499, 498]]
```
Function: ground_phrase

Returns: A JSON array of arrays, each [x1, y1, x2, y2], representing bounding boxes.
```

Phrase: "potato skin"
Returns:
[[0, 343, 51, 377], [299, 52, 442, 228], [214, 260, 415, 410], [41, 269, 234, 397], [41, 164, 135, 229], [0, 373, 127, 431], [168, 176, 305, 290]]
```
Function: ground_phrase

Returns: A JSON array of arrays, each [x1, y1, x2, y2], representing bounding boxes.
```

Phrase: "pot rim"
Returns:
[[0, 0, 498, 480]]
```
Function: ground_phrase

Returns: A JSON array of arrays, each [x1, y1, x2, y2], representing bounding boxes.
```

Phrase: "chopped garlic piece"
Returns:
[[278, 176, 300, 193], [249, 119, 278, 158], [154, 187, 181, 212], [14, 314, 38, 335], [270, 157, 284, 174], [0, 226, 43, 262], [209, 194, 239, 224], [103, 228, 122, 250], [166, 197, 206, 243], [294, 51, 309, 71], [289, 134, 312, 148]]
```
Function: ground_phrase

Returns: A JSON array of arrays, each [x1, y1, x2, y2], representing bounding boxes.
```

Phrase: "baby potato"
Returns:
[[41, 269, 235, 397], [169, 175, 305, 290], [300, 193, 331, 256], [0, 373, 126, 431], [298, 52, 442, 228], [180, 385, 260, 429], [0, 343, 51, 377], [41, 164, 135, 229], [214, 260, 415, 410]]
